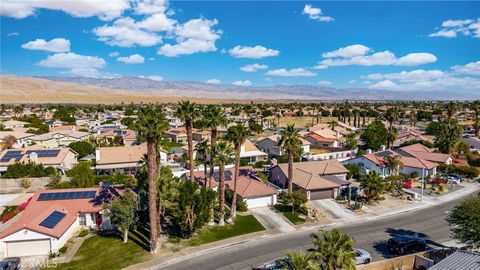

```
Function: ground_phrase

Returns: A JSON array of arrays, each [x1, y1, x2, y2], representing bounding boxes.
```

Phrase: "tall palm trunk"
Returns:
[[388, 122, 394, 149], [218, 164, 226, 226], [228, 146, 241, 222], [208, 128, 218, 224], [186, 120, 194, 181], [147, 136, 158, 254], [156, 144, 162, 237], [288, 150, 293, 194]]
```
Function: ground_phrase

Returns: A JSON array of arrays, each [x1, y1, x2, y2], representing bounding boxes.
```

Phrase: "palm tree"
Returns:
[[203, 105, 228, 188], [279, 125, 302, 194], [2, 135, 16, 150], [283, 251, 319, 270], [134, 106, 168, 254], [360, 171, 385, 203], [384, 155, 403, 176], [195, 139, 210, 181], [225, 123, 250, 223], [328, 120, 337, 131], [471, 101, 480, 137], [311, 229, 356, 270], [213, 141, 234, 226], [175, 101, 199, 181], [385, 107, 400, 149]]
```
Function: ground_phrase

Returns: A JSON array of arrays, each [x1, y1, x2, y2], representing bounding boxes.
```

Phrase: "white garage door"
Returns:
[[246, 196, 274, 208], [7, 239, 50, 257]]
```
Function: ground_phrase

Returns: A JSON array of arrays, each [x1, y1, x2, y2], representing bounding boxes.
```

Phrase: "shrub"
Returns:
[[59, 246, 68, 254], [410, 172, 419, 179], [253, 160, 269, 169], [2, 162, 56, 179], [402, 179, 413, 189], [69, 141, 94, 158], [20, 178, 32, 189], [438, 164, 479, 179], [345, 164, 361, 180], [335, 194, 345, 201], [225, 189, 248, 212], [78, 229, 89, 237]]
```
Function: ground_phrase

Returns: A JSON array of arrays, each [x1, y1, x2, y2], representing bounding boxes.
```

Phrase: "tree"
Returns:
[[360, 120, 388, 151], [384, 155, 403, 176], [104, 190, 137, 243], [447, 197, 480, 248], [279, 191, 307, 213], [67, 162, 96, 187], [434, 119, 463, 154], [157, 166, 179, 219], [283, 251, 319, 270], [175, 101, 199, 181], [134, 106, 168, 254], [225, 123, 250, 223], [202, 105, 227, 188], [2, 135, 16, 150], [213, 141, 234, 226], [328, 121, 337, 131], [311, 229, 356, 270], [195, 139, 210, 180], [359, 171, 385, 203], [68, 141, 94, 158], [279, 125, 302, 194], [471, 100, 480, 137], [385, 107, 400, 149]]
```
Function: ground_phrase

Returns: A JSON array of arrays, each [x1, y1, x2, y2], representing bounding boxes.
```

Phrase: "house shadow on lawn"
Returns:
[[373, 228, 443, 258]]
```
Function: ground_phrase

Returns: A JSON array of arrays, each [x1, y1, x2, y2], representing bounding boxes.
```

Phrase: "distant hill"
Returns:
[[0, 75, 477, 104]]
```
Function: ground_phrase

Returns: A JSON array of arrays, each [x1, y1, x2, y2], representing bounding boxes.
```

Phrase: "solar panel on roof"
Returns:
[[213, 171, 233, 181], [39, 211, 66, 229], [58, 192, 68, 200], [38, 193, 47, 201], [44, 193, 55, 200], [0, 151, 23, 162], [375, 151, 392, 158]]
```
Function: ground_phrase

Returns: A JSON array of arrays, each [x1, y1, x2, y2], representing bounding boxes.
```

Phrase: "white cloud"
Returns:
[[322, 44, 370, 58], [232, 80, 252, 86], [240, 63, 268, 72], [136, 12, 176, 32], [228, 45, 279, 59], [21, 38, 70, 53], [117, 54, 145, 64], [349, 80, 356, 84], [365, 67, 480, 91], [429, 18, 480, 39], [266, 68, 316, 77], [93, 17, 162, 47], [318, 44, 437, 68], [365, 70, 446, 82], [133, 0, 167, 15], [452, 60, 480, 75], [147, 75, 163, 81], [37, 52, 111, 78], [302, 4, 334, 22], [7, 32, 19, 37], [109, 51, 120, 57], [37, 52, 105, 69], [206, 79, 221, 84], [0, 0, 131, 20], [318, 80, 332, 85], [396, 53, 437, 66], [157, 18, 221, 57]]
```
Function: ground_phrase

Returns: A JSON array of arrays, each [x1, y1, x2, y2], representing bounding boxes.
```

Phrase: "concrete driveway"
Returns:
[[311, 199, 356, 221], [250, 207, 295, 233]]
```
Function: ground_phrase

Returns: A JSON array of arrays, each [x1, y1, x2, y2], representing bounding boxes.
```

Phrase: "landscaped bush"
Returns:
[[225, 189, 248, 212], [335, 194, 345, 201], [78, 229, 89, 237], [438, 164, 479, 179], [344, 164, 361, 180], [2, 162, 56, 178], [20, 178, 32, 189], [253, 160, 269, 169], [0, 198, 31, 223], [59, 246, 68, 254]]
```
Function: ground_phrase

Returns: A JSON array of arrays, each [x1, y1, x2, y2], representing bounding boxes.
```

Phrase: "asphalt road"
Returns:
[[155, 195, 475, 270], [462, 136, 480, 150]]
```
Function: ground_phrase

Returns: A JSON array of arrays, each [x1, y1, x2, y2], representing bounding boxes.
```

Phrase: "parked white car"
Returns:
[[355, 248, 372, 264]]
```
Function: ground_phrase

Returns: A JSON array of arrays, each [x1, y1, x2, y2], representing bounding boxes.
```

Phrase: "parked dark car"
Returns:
[[387, 235, 426, 256], [0, 257, 20, 270]]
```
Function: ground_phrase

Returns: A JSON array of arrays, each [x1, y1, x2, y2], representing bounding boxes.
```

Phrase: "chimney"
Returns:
[[366, 149, 372, 154], [95, 149, 101, 162], [29, 152, 38, 164], [270, 158, 278, 167], [381, 145, 386, 151]]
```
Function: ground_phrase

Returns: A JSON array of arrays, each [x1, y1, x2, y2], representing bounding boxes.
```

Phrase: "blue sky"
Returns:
[[1, 1, 479, 92]]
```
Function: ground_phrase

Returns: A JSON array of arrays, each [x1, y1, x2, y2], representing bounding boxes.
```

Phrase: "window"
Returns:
[[79, 214, 86, 226]]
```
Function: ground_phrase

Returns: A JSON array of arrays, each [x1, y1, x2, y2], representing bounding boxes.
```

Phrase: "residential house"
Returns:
[[165, 128, 188, 144], [94, 144, 167, 175], [95, 129, 138, 146], [1, 120, 29, 129], [191, 166, 278, 208], [429, 250, 480, 270], [0, 187, 121, 257], [303, 131, 339, 148], [269, 160, 349, 200], [192, 129, 211, 142], [240, 139, 268, 164], [344, 149, 437, 178], [0, 147, 78, 175], [0, 131, 34, 149], [256, 135, 311, 157], [26, 130, 92, 148], [397, 143, 453, 165]]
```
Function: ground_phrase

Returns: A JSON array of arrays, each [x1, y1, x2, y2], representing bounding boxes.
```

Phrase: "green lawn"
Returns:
[[46, 231, 151, 270], [274, 205, 305, 225], [188, 215, 265, 246]]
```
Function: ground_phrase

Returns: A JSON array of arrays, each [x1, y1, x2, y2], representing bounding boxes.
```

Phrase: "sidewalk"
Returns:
[[250, 207, 296, 233]]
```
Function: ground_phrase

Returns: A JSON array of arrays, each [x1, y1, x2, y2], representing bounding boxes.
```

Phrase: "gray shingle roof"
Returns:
[[430, 250, 480, 270]]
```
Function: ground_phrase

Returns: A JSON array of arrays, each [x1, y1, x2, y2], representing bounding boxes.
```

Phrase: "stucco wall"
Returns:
[[0, 177, 69, 193]]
